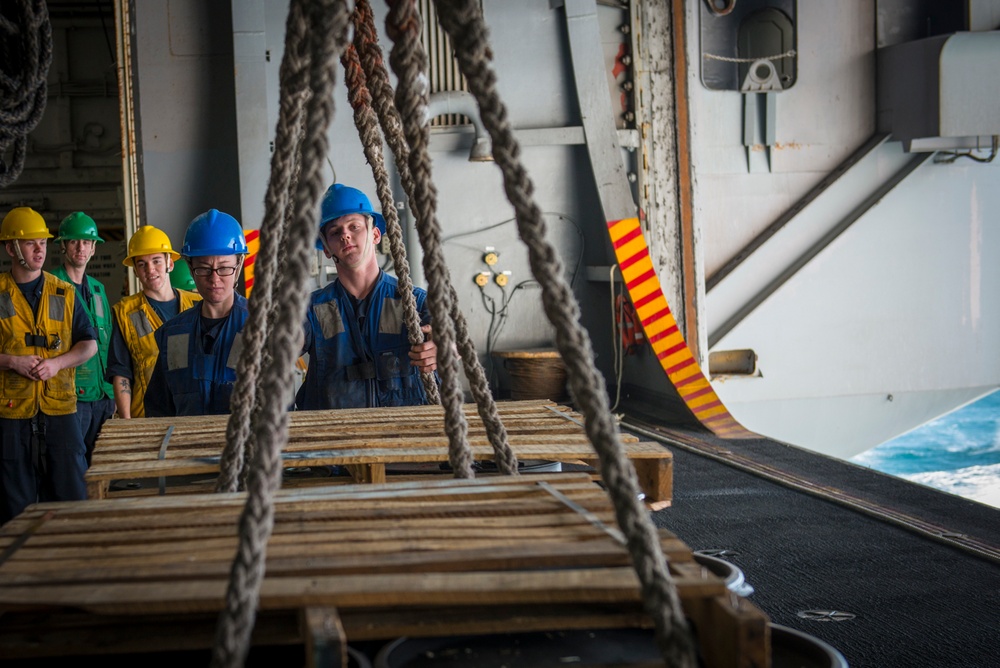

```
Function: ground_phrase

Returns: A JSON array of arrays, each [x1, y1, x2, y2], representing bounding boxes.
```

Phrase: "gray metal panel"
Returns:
[[940, 32, 1000, 137], [691, 0, 876, 278], [231, 0, 270, 230], [879, 32, 1000, 143], [876, 35, 944, 140], [133, 0, 242, 246], [560, 0, 635, 222]]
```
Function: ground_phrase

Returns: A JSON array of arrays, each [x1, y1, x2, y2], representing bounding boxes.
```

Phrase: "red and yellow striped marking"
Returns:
[[243, 229, 260, 296], [607, 217, 754, 439]]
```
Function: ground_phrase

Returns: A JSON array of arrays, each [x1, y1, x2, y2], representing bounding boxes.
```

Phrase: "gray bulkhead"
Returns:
[[127, 0, 675, 400], [117, 0, 1000, 457]]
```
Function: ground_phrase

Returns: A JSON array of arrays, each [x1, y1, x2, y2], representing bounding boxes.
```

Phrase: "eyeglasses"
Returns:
[[191, 265, 240, 277]]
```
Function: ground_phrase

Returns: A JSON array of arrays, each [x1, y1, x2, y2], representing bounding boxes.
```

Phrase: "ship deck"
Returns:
[[2, 406, 997, 667], [630, 418, 1000, 668]]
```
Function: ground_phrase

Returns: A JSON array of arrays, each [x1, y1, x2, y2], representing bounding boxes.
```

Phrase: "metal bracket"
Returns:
[[741, 59, 783, 172]]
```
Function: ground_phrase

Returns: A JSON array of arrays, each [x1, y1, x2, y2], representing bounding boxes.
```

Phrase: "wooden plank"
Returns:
[[0, 474, 767, 667], [85, 402, 670, 504], [301, 607, 347, 668]]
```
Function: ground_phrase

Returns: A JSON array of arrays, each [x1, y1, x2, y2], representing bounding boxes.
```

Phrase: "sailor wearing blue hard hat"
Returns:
[[297, 183, 437, 410], [144, 210, 250, 417]]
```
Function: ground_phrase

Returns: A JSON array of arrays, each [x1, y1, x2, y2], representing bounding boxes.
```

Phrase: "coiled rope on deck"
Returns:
[[209, 1, 352, 666], [354, 0, 517, 475], [0, 0, 51, 187], [431, 0, 698, 665]]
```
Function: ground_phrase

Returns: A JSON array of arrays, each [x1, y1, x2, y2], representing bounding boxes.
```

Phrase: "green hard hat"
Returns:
[[170, 257, 197, 291], [55, 212, 104, 243]]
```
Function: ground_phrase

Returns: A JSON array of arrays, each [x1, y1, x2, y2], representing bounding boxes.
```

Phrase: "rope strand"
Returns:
[[432, 1, 698, 664], [358, 0, 517, 474], [0, 0, 51, 187], [385, 0, 474, 479], [215, 8, 311, 494], [341, 37, 441, 405], [209, 2, 352, 665]]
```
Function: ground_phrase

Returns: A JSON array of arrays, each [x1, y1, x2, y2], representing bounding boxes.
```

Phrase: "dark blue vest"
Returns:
[[155, 295, 249, 416], [298, 273, 429, 409]]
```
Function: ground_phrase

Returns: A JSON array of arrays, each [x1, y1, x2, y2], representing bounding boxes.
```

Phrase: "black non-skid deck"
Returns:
[[635, 422, 1000, 668]]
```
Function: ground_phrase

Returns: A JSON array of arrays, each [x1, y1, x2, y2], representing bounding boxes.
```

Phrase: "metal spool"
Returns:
[[693, 551, 755, 597], [492, 349, 568, 401]]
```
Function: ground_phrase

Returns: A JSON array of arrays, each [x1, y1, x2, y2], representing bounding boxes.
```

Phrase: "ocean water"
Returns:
[[850, 390, 1000, 510]]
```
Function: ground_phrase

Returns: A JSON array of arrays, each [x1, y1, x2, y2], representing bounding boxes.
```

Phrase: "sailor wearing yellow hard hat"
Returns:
[[105, 225, 201, 418], [0, 207, 98, 524]]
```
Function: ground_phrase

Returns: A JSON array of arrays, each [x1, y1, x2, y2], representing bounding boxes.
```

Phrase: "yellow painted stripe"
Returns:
[[607, 217, 753, 439]]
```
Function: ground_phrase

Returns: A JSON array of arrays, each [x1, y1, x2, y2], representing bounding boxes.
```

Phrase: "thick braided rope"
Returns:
[[357, 0, 517, 474], [385, 0, 473, 479], [341, 39, 440, 406], [0, 0, 51, 187], [432, 1, 698, 665], [240, 95, 309, 492], [446, 283, 518, 474], [215, 4, 312, 495], [209, 2, 351, 666]]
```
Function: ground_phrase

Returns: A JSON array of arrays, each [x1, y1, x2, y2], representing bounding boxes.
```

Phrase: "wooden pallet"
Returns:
[[86, 401, 674, 509], [0, 474, 768, 667]]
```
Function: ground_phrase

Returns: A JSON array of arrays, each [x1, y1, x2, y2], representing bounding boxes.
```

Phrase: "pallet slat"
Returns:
[[0, 474, 767, 667], [86, 401, 672, 507]]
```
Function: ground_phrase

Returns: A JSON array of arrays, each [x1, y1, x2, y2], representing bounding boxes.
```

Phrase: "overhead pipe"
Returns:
[[426, 91, 494, 162], [399, 91, 493, 288]]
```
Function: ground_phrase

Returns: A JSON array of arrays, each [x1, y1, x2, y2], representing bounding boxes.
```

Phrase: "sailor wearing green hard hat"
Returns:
[[0, 207, 98, 524], [144, 209, 249, 417], [169, 258, 197, 292], [50, 212, 115, 465]]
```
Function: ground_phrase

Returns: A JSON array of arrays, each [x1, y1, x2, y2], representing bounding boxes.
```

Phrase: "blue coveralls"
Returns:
[[297, 272, 430, 410], [144, 295, 249, 417]]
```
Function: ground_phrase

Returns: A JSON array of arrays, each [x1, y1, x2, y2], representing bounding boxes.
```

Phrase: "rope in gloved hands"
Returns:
[[341, 38, 442, 406], [384, 0, 475, 479], [355, 0, 517, 475]]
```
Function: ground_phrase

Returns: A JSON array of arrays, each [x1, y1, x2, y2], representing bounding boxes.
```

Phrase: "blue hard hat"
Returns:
[[317, 183, 386, 249], [181, 209, 248, 257]]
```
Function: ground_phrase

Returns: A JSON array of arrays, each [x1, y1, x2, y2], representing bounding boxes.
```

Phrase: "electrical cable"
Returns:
[[934, 135, 998, 165], [460, 214, 583, 393], [609, 265, 624, 412], [442, 212, 585, 288]]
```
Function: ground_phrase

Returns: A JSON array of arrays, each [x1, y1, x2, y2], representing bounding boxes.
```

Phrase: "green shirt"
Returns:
[[51, 266, 114, 401]]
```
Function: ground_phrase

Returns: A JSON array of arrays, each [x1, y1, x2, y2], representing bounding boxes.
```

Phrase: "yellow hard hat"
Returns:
[[123, 225, 180, 267], [0, 207, 54, 241]]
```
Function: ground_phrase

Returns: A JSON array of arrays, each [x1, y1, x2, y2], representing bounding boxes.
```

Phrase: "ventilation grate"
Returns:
[[419, 0, 469, 126]]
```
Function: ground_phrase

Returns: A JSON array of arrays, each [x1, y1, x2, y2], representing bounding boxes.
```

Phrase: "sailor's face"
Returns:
[[6, 238, 47, 271], [323, 214, 380, 269], [190, 255, 242, 305], [133, 253, 173, 292], [63, 239, 96, 269]]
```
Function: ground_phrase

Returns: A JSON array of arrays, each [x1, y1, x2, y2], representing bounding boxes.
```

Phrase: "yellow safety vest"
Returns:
[[112, 289, 200, 417], [0, 272, 78, 418]]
